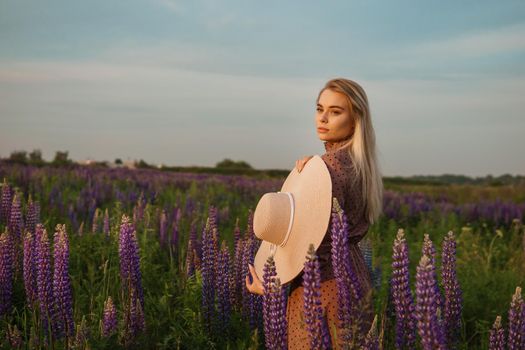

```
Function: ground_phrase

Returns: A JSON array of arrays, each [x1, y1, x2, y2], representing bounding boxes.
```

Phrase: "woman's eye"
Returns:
[[331, 110, 340, 115]]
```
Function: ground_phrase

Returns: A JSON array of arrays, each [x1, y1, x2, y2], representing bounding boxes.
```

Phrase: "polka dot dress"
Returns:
[[286, 135, 374, 349]]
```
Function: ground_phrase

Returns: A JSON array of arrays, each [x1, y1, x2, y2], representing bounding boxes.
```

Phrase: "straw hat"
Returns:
[[253, 155, 332, 285]]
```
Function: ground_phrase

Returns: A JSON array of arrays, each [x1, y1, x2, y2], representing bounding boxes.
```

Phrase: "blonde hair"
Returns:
[[316, 78, 384, 224]]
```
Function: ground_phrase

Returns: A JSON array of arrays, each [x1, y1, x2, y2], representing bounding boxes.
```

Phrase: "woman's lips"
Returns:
[[317, 128, 329, 133]]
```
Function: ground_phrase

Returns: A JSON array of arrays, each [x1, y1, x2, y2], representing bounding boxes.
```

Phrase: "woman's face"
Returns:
[[315, 89, 355, 142]]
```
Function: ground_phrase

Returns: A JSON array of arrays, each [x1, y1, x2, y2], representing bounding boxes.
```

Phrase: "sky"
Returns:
[[0, 0, 524, 177]]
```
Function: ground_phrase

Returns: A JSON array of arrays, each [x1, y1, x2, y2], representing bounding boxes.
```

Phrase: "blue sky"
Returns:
[[1, 0, 524, 176]]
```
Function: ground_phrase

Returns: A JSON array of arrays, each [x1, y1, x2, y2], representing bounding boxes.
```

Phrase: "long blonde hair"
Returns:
[[316, 78, 384, 224]]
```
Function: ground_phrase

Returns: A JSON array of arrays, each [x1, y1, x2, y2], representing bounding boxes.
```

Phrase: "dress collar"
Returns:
[[323, 134, 353, 152]]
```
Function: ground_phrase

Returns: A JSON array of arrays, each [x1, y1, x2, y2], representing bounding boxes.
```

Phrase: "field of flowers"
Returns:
[[0, 161, 524, 349]]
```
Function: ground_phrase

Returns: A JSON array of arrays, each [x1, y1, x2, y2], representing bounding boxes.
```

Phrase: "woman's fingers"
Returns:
[[296, 155, 314, 173], [246, 264, 264, 295]]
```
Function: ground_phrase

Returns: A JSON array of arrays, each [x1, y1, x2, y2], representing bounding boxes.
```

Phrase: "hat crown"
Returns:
[[253, 192, 294, 247]]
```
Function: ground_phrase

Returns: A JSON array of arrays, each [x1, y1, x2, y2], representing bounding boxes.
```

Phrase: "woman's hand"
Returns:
[[245, 263, 265, 295], [295, 155, 314, 173]]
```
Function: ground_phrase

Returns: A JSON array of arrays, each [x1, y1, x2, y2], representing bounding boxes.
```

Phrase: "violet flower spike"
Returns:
[[102, 296, 118, 337], [507, 286, 524, 350], [0, 230, 14, 316], [489, 315, 505, 350], [391, 228, 416, 349], [53, 224, 74, 339], [23, 231, 38, 309], [441, 230, 462, 347], [36, 225, 56, 336], [415, 254, 446, 350], [303, 243, 328, 349]]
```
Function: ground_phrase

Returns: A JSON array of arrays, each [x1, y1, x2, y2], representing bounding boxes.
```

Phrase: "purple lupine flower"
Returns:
[[0, 230, 14, 316], [362, 315, 379, 350], [330, 198, 363, 347], [508, 286, 524, 350], [303, 243, 329, 349], [422, 234, 443, 311], [118, 214, 145, 337], [270, 278, 288, 350], [9, 193, 24, 275], [262, 252, 288, 350], [217, 241, 232, 334], [248, 234, 263, 332], [441, 230, 462, 347], [7, 324, 23, 348], [102, 296, 118, 337], [391, 228, 416, 349], [23, 231, 38, 309], [232, 218, 244, 309], [26, 195, 40, 234], [171, 218, 180, 252], [53, 224, 74, 339], [415, 254, 446, 350], [201, 218, 217, 333], [36, 224, 56, 336], [9, 192, 24, 240], [245, 208, 254, 239], [1, 178, 12, 225], [262, 253, 277, 350], [74, 316, 89, 348], [185, 238, 196, 278], [92, 208, 100, 233], [103, 208, 110, 238], [208, 205, 219, 235], [489, 315, 505, 350], [159, 209, 168, 247], [241, 233, 262, 331]]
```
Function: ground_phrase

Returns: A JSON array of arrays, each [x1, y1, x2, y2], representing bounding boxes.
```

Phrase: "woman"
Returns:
[[246, 78, 383, 349]]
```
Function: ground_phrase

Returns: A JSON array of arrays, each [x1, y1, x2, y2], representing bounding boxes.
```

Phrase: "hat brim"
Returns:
[[253, 155, 332, 285]]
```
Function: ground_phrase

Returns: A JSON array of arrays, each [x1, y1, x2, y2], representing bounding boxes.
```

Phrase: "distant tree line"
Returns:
[[2, 149, 524, 184]]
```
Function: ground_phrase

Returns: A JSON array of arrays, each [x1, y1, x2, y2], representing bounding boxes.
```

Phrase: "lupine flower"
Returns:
[[74, 316, 89, 348], [415, 254, 446, 350], [233, 219, 244, 308], [330, 198, 363, 347], [185, 238, 196, 278], [102, 296, 117, 337], [23, 231, 37, 309], [7, 324, 23, 348], [441, 230, 462, 347], [1, 178, 12, 225], [53, 224, 74, 339], [508, 286, 524, 350], [391, 228, 416, 349], [118, 215, 145, 337], [422, 234, 443, 311], [217, 241, 232, 334], [0, 230, 14, 316], [489, 315, 505, 350], [9, 193, 24, 274], [201, 218, 217, 333], [269, 278, 288, 350], [159, 209, 167, 247], [26, 195, 40, 234], [362, 315, 379, 350], [171, 219, 180, 252], [262, 253, 288, 350], [77, 221, 84, 236], [303, 243, 329, 349], [262, 253, 277, 350], [36, 224, 56, 336], [103, 208, 110, 238], [92, 208, 100, 233]]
